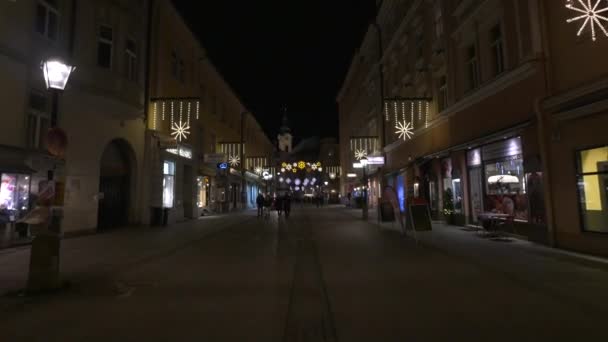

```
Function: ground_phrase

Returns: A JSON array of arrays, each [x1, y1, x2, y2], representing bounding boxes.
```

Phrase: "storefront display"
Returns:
[[197, 176, 209, 208], [162, 161, 175, 208], [576, 145, 608, 233], [480, 137, 528, 221], [0, 173, 30, 212]]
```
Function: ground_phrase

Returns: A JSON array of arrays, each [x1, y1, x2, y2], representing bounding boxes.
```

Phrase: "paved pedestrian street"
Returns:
[[1, 206, 607, 341]]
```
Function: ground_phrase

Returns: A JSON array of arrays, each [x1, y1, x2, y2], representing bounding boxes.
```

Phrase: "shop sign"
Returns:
[[467, 148, 482, 167], [217, 163, 229, 170], [482, 137, 522, 162], [204, 153, 226, 164], [347, 173, 357, 178], [367, 156, 385, 165], [166, 146, 192, 159]]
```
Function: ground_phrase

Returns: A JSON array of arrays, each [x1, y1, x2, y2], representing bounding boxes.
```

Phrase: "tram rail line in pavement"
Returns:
[[282, 210, 338, 342]]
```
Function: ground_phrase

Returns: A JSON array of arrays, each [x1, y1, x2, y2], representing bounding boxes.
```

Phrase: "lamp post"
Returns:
[[360, 156, 369, 220], [25, 58, 74, 293], [240, 111, 247, 210]]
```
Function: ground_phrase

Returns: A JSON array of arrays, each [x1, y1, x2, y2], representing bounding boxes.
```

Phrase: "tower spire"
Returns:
[[280, 106, 290, 134]]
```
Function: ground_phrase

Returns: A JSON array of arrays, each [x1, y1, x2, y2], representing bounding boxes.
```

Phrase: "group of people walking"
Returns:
[[256, 193, 292, 219]]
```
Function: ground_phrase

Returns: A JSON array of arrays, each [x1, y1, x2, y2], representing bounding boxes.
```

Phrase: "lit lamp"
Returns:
[[26, 58, 75, 293], [42, 59, 75, 91]]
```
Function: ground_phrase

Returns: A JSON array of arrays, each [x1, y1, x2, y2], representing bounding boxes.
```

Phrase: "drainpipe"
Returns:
[[534, 0, 556, 247]]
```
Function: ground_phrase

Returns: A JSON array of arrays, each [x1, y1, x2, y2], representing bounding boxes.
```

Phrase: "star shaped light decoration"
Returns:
[[354, 149, 367, 160], [228, 155, 240, 167], [566, 0, 608, 41], [395, 120, 414, 141], [171, 121, 190, 142]]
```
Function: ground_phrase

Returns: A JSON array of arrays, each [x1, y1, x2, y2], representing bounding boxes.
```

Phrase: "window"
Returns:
[[577, 146, 608, 233], [178, 60, 185, 83], [162, 161, 176, 208], [438, 76, 448, 112], [465, 45, 479, 90], [125, 38, 137, 81], [434, 3, 443, 38], [171, 51, 178, 79], [415, 33, 424, 61], [490, 25, 505, 76], [97, 25, 113, 69], [27, 92, 50, 150], [35, 0, 58, 40]]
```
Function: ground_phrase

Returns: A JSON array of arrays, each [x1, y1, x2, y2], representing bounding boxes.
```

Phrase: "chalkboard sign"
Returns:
[[409, 204, 432, 232], [380, 202, 395, 222]]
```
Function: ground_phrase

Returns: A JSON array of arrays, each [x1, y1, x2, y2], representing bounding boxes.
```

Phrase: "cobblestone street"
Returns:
[[1, 206, 607, 341]]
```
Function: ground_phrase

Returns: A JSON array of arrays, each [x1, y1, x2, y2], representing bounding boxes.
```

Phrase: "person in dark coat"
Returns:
[[256, 193, 264, 218], [284, 193, 292, 218], [276, 195, 284, 216]]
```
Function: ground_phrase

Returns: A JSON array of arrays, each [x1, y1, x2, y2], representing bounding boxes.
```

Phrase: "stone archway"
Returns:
[[97, 139, 135, 230]]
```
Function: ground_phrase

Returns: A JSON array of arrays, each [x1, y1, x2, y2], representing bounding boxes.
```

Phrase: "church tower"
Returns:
[[277, 109, 293, 153]]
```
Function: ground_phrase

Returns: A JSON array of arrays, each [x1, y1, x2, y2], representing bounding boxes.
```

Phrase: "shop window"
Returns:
[[97, 25, 113, 69], [0, 174, 31, 212], [35, 0, 58, 40], [452, 178, 463, 214], [484, 157, 528, 221], [162, 161, 175, 208], [577, 146, 608, 233]]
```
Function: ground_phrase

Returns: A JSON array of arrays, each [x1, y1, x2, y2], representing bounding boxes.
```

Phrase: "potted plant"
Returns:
[[443, 188, 455, 224]]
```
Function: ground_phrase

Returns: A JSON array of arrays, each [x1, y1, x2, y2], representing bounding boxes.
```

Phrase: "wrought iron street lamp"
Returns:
[[26, 58, 75, 293]]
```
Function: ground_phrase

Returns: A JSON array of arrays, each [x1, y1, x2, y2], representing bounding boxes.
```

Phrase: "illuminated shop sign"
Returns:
[[166, 146, 192, 159]]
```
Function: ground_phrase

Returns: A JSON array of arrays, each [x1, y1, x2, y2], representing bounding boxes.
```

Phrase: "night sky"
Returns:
[[172, 1, 376, 143]]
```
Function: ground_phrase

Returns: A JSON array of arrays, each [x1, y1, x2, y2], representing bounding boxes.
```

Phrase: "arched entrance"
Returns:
[[98, 139, 134, 230]]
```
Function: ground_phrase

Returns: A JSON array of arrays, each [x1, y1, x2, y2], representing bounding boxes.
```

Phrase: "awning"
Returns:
[[0, 162, 36, 174]]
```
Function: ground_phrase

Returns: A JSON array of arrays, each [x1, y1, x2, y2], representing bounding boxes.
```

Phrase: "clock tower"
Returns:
[[277, 110, 292, 153]]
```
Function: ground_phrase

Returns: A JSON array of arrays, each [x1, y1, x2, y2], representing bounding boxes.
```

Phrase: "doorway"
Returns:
[[98, 139, 133, 230]]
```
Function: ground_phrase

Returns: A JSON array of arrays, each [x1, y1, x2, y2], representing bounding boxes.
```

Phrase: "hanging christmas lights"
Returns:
[[565, 0, 608, 41]]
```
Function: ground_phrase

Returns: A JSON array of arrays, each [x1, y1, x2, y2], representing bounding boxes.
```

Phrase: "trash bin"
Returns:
[[151, 207, 163, 226], [162, 208, 169, 226]]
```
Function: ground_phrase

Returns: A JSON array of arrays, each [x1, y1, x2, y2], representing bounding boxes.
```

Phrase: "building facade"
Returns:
[[338, 0, 608, 256], [0, 0, 149, 245], [145, 0, 273, 223]]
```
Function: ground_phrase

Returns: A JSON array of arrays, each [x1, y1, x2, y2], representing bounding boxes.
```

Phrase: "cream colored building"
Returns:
[[339, 0, 608, 256], [0, 0, 148, 240], [145, 0, 273, 222]]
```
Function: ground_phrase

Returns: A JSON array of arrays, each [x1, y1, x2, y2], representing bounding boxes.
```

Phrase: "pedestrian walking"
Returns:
[[284, 193, 292, 218], [263, 194, 272, 219], [256, 193, 264, 218], [276, 195, 284, 216]]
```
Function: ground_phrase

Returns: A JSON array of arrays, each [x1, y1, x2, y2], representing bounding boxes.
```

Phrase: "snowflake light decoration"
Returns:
[[396, 120, 414, 141], [354, 149, 367, 160], [311, 164, 318, 171], [171, 121, 190, 142], [285, 164, 292, 171], [566, 0, 608, 41], [298, 161, 306, 170], [254, 167, 263, 175], [228, 155, 240, 167]]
